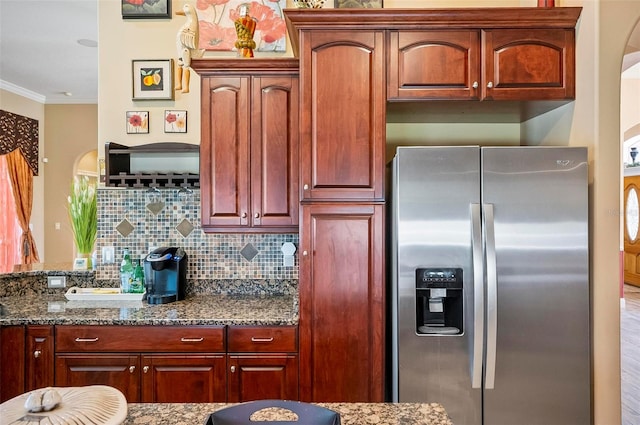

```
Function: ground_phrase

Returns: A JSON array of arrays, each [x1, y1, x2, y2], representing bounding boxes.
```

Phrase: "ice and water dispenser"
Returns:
[[415, 268, 463, 335]]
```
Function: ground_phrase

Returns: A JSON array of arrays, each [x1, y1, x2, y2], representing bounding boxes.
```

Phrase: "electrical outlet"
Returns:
[[47, 276, 66, 288], [102, 246, 115, 264]]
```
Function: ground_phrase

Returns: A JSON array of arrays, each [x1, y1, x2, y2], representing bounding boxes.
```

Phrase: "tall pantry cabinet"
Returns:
[[287, 16, 387, 402]]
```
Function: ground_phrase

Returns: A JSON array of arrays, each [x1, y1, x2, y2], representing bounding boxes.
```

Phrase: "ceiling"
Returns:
[[0, 1, 639, 104], [0, 0, 98, 104]]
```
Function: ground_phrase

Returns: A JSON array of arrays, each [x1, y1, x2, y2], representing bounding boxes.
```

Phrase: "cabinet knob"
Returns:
[[129, 366, 136, 374], [303, 184, 309, 190], [230, 366, 236, 373], [34, 350, 41, 358], [241, 212, 247, 218], [487, 81, 493, 89], [254, 212, 260, 219], [302, 250, 308, 256], [143, 366, 149, 374], [472, 81, 478, 89]]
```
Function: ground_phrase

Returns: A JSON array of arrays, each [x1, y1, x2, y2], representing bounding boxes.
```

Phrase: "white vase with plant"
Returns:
[[68, 176, 97, 270]]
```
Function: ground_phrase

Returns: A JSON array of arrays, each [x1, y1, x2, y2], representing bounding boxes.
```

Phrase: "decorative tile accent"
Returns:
[[176, 218, 194, 238], [146, 202, 165, 215], [115, 219, 135, 237], [96, 188, 299, 282], [240, 243, 259, 261]]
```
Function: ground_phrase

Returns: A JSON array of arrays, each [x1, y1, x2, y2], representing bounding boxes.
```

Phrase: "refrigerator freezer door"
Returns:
[[481, 147, 590, 425], [392, 146, 481, 425]]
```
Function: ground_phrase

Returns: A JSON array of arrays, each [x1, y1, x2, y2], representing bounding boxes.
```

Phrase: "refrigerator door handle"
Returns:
[[483, 203, 498, 390], [470, 203, 484, 389]]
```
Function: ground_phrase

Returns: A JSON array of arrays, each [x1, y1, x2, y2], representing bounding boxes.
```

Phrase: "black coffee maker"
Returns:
[[143, 247, 187, 304]]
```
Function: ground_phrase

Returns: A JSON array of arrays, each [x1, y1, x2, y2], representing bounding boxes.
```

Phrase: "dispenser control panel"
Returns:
[[416, 268, 463, 289]]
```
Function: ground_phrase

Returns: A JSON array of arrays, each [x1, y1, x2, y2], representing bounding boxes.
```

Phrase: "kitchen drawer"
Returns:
[[55, 326, 225, 353], [227, 326, 297, 353]]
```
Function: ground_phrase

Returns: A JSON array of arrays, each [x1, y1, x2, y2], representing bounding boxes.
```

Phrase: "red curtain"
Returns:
[[0, 155, 21, 272]]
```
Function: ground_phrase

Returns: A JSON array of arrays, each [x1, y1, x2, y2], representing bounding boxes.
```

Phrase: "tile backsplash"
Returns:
[[96, 188, 299, 282]]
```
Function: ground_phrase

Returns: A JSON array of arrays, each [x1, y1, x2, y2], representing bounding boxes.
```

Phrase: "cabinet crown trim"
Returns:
[[285, 7, 581, 29]]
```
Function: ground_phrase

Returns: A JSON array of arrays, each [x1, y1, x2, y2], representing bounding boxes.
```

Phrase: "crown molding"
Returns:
[[0, 80, 46, 103]]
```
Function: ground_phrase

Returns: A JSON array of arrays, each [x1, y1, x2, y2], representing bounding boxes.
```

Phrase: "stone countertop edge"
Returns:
[[124, 402, 454, 425], [0, 294, 299, 326]]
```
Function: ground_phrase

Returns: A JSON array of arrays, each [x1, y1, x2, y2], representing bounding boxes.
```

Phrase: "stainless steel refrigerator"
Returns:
[[390, 146, 590, 425]]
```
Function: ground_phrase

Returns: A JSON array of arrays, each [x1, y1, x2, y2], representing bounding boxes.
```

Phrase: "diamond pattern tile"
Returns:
[[146, 201, 165, 215], [115, 218, 135, 237], [240, 243, 259, 261], [176, 218, 194, 238]]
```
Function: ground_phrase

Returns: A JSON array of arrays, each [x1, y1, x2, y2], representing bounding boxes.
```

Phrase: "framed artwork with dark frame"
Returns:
[[335, 0, 382, 7], [122, 0, 171, 19], [126, 111, 149, 134], [132, 59, 174, 100], [164, 110, 187, 133]]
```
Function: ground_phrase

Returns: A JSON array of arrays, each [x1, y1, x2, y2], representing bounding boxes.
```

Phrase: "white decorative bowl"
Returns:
[[0, 385, 127, 425]]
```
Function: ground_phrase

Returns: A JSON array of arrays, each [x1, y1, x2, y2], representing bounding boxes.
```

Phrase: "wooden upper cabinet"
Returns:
[[388, 30, 481, 100], [482, 29, 575, 100], [298, 31, 385, 201], [194, 59, 299, 233], [388, 28, 575, 101]]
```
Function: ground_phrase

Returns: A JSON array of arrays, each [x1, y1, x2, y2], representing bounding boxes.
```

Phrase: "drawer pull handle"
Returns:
[[230, 366, 236, 373], [34, 350, 41, 358], [143, 366, 149, 373], [251, 337, 274, 343], [75, 337, 99, 343], [181, 337, 204, 342], [129, 366, 136, 373]]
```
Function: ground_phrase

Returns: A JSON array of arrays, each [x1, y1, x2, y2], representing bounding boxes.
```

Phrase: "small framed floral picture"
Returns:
[[164, 110, 187, 133], [126, 111, 149, 134]]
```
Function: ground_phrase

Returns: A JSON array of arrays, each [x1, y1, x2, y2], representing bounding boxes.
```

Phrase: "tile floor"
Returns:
[[622, 284, 640, 425]]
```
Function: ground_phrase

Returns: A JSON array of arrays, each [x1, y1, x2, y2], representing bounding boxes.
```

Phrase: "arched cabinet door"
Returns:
[[483, 29, 575, 100], [624, 175, 640, 287]]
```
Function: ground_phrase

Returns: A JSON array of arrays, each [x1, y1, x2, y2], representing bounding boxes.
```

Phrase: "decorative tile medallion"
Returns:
[[146, 201, 165, 215], [240, 243, 259, 262], [176, 218, 194, 238], [115, 218, 135, 237]]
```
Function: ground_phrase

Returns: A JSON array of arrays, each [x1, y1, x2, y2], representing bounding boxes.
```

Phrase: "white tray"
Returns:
[[65, 286, 146, 301]]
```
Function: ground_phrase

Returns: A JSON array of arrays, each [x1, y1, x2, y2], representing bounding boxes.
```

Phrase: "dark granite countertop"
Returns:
[[124, 402, 453, 425], [0, 293, 298, 326]]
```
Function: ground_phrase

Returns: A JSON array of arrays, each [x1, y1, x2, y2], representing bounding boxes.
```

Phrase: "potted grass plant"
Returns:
[[68, 176, 97, 270]]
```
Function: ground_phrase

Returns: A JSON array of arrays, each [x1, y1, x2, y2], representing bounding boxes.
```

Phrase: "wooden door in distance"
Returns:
[[624, 175, 640, 287], [299, 203, 385, 402]]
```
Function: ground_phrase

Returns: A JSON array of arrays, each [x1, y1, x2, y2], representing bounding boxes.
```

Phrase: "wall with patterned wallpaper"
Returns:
[[95, 188, 299, 282]]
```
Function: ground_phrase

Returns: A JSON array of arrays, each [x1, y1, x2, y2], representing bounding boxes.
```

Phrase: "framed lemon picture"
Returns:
[[132, 59, 174, 100]]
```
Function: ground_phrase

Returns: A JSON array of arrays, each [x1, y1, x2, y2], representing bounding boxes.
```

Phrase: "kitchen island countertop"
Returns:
[[0, 293, 298, 326], [124, 402, 453, 425]]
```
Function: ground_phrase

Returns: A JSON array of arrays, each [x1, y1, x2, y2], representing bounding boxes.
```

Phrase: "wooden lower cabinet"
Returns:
[[25, 326, 55, 392], [142, 354, 226, 402], [55, 353, 226, 403], [55, 354, 140, 401], [50, 325, 297, 403], [0, 326, 26, 402], [0, 325, 54, 403], [228, 354, 298, 402], [227, 325, 299, 402]]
